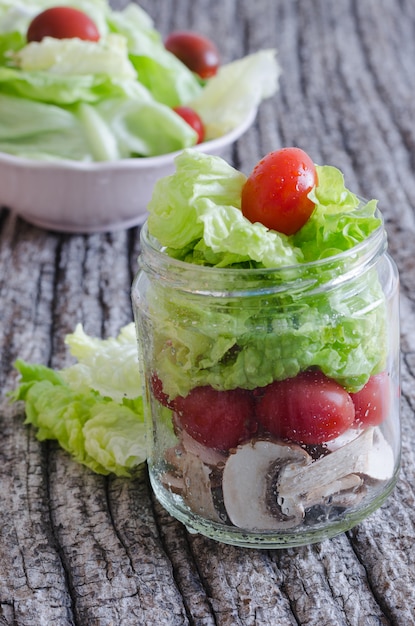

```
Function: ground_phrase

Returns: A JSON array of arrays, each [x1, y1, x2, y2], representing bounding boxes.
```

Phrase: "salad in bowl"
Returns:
[[0, 0, 280, 231]]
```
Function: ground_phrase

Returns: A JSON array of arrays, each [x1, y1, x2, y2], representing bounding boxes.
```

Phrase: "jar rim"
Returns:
[[139, 207, 386, 278]]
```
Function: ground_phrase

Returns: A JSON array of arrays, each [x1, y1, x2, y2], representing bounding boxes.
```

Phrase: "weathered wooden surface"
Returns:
[[1, 0, 415, 624]]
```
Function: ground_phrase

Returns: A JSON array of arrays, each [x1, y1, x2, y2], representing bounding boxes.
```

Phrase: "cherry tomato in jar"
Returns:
[[241, 147, 318, 235], [350, 371, 391, 427], [150, 372, 175, 409], [164, 31, 220, 79], [255, 369, 355, 445], [174, 385, 256, 450], [173, 106, 205, 143], [27, 6, 100, 43]]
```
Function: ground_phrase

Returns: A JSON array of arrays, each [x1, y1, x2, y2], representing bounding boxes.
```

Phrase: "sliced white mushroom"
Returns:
[[160, 470, 185, 494], [181, 453, 222, 523], [358, 427, 395, 482], [180, 430, 227, 467], [304, 473, 363, 508], [222, 439, 311, 530], [161, 440, 224, 521], [325, 426, 364, 452], [163, 425, 396, 531], [277, 427, 394, 518]]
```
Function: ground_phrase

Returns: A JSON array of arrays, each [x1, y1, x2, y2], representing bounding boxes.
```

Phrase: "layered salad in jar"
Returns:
[[133, 147, 400, 544]]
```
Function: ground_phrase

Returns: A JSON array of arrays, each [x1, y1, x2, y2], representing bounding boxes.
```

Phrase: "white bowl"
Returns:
[[0, 109, 256, 234]]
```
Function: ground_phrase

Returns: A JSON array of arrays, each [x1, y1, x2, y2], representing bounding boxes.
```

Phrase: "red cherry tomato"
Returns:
[[150, 372, 175, 409], [27, 6, 100, 43], [350, 372, 391, 427], [174, 386, 256, 450], [241, 147, 318, 235], [164, 31, 220, 79], [173, 106, 205, 143], [255, 370, 355, 445]]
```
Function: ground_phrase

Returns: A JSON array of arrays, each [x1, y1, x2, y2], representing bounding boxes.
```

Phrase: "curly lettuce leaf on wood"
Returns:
[[10, 323, 146, 477]]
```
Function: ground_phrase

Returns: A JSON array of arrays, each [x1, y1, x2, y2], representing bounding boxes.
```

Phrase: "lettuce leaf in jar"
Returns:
[[145, 150, 388, 398], [147, 264, 387, 399], [293, 164, 381, 261]]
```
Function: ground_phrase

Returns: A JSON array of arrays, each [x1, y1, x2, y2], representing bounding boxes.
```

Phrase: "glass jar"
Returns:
[[131, 214, 400, 549]]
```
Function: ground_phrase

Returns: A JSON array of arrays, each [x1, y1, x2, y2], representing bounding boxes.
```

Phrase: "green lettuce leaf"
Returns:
[[0, 31, 25, 64], [94, 97, 197, 158], [0, 65, 127, 104], [190, 49, 281, 139], [15, 34, 137, 78], [11, 323, 146, 476], [293, 165, 381, 261], [109, 3, 203, 106], [0, 90, 197, 160], [62, 322, 141, 402], [147, 266, 387, 399]]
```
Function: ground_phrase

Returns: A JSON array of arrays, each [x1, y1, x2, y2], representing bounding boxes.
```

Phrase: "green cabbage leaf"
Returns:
[[11, 323, 146, 476]]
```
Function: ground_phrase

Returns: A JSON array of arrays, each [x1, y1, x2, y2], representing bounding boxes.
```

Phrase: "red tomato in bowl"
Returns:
[[27, 6, 100, 43], [241, 147, 318, 235], [164, 31, 220, 79], [173, 106, 205, 143]]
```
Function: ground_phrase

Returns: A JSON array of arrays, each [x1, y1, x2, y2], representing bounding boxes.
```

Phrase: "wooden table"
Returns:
[[1, 0, 414, 623]]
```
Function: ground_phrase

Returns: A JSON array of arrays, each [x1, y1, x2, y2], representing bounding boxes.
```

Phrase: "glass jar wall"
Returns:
[[132, 218, 400, 549]]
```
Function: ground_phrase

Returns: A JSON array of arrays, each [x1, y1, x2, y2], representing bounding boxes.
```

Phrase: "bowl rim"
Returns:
[[0, 107, 257, 172]]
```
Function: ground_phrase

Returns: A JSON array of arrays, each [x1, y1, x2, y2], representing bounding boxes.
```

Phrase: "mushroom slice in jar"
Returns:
[[160, 470, 186, 495], [277, 427, 392, 518], [181, 452, 223, 523], [222, 439, 311, 530], [164, 435, 226, 477], [360, 427, 395, 482], [160, 443, 187, 494], [304, 473, 364, 511], [180, 429, 227, 469], [161, 443, 224, 521], [161, 428, 229, 518]]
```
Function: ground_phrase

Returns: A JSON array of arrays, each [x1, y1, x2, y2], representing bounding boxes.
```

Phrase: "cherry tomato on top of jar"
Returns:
[[164, 31, 220, 79], [173, 106, 205, 143], [27, 6, 100, 43], [255, 369, 355, 445], [241, 147, 318, 235]]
